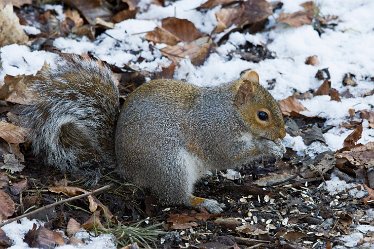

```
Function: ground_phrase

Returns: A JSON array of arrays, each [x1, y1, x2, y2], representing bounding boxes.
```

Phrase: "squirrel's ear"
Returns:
[[241, 70, 259, 83], [233, 71, 259, 106]]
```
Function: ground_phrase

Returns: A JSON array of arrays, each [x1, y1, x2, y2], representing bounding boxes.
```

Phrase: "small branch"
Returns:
[[0, 184, 111, 227]]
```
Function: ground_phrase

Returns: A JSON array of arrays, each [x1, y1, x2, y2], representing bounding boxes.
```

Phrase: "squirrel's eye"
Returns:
[[257, 111, 269, 121]]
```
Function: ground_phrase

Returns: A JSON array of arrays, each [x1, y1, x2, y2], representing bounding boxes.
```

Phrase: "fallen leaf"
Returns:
[[343, 123, 363, 148], [0, 74, 36, 104], [64, 9, 84, 28], [0, 228, 12, 248], [330, 88, 341, 102], [25, 225, 65, 248], [336, 213, 353, 234], [162, 17, 203, 42], [342, 73, 357, 86], [335, 142, 374, 168], [0, 121, 28, 144], [282, 231, 307, 241], [9, 178, 28, 195], [254, 172, 296, 187], [214, 0, 272, 33], [360, 110, 374, 128], [214, 217, 242, 230], [0, 189, 16, 222], [167, 212, 213, 230], [62, 0, 113, 25], [236, 223, 268, 235], [0, 172, 9, 189], [161, 36, 212, 65], [82, 211, 105, 230], [49, 186, 87, 197], [279, 96, 308, 116], [305, 55, 319, 66], [112, 9, 137, 23], [315, 80, 331, 96], [277, 1, 315, 27], [87, 195, 113, 220], [198, 0, 236, 9], [315, 68, 330, 80], [67, 218, 81, 236], [0, 4, 28, 46], [1, 0, 31, 8], [363, 185, 374, 204], [146, 27, 180, 46]]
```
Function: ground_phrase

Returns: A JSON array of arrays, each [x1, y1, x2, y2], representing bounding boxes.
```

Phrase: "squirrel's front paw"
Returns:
[[190, 196, 225, 214]]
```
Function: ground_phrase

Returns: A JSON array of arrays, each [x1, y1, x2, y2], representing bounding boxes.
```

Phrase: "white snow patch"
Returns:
[[0, 45, 57, 81], [324, 175, 366, 198]]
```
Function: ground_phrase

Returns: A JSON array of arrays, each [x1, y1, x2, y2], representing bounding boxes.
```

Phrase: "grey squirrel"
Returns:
[[25, 55, 286, 213]]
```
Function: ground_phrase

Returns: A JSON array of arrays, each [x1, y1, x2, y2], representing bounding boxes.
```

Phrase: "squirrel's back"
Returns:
[[25, 56, 119, 174]]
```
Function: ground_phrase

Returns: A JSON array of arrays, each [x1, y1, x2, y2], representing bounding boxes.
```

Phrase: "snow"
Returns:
[[324, 175, 366, 198], [1, 218, 116, 249], [0, 0, 373, 247]]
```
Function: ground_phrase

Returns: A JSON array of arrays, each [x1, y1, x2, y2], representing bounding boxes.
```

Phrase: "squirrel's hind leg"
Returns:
[[161, 148, 225, 214]]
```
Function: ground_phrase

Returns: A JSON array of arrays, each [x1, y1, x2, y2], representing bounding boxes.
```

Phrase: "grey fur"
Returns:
[[116, 80, 285, 206], [24, 56, 119, 173]]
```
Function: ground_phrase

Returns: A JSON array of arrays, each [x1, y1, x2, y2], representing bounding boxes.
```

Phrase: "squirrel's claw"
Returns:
[[191, 196, 225, 214]]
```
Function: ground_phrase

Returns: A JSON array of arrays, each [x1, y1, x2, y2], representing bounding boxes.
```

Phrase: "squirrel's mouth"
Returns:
[[257, 137, 286, 159]]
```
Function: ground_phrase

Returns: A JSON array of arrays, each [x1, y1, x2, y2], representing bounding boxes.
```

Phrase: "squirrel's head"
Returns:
[[231, 71, 286, 142]]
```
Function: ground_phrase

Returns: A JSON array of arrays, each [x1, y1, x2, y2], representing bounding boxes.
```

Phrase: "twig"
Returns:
[[0, 184, 111, 227]]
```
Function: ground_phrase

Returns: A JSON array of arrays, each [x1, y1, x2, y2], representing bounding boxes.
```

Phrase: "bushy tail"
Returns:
[[24, 55, 119, 173]]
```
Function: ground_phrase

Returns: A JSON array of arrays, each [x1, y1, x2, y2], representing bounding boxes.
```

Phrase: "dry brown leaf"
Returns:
[[198, 0, 236, 9], [64, 9, 84, 28], [95, 17, 114, 29], [343, 123, 363, 148], [167, 212, 213, 230], [282, 231, 307, 241], [0, 4, 28, 46], [161, 36, 212, 66], [82, 211, 105, 230], [162, 17, 203, 42], [360, 110, 374, 128], [1, 0, 31, 8], [236, 223, 268, 235], [48, 186, 87, 197], [146, 27, 180, 46], [330, 88, 341, 102], [112, 9, 137, 23], [278, 11, 312, 27], [305, 55, 319, 66], [277, 1, 315, 27], [0, 121, 27, 144], [87, 195, 113, 220], [335, 142, 374, 168], [315, 80, 331, 96], [24, 225, 65, 247], [67, 218, 81, 236], [0, 74, 36, 105], [0, 189, 16, 222], [279, 96, 308, 116], [9, 178, 28, 195], [254, 172, 296, 187], [214, 0, 272, 32], [0, 172, 9, 189], [122, 0, 139, 11], [342, 73, 357, 86], [62, 0, 113, 24], [0, 228, 12, 248], [214, 217, 242, 230], [363, 185, 374, 204]]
